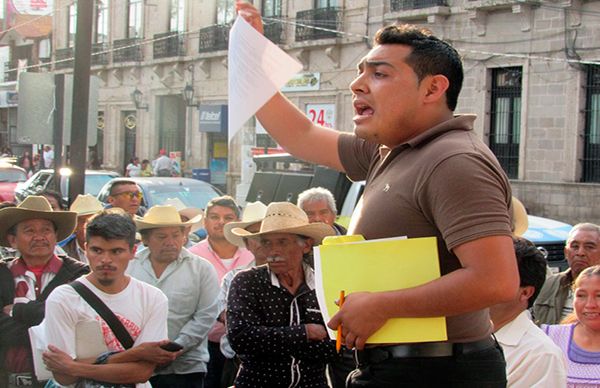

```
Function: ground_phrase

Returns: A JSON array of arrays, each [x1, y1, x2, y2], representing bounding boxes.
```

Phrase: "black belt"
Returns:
[[356, 336, 497, 364]]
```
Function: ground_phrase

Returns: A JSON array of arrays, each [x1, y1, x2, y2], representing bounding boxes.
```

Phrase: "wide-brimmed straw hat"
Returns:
[[224, 201, 268, 247], [69, 194, 104, 216], [0, 196, 77, 246], [512, 196, 529, 237], [230, 202, 335, 245], [162, 197, 203, 232], [134, 205, 203, 231]]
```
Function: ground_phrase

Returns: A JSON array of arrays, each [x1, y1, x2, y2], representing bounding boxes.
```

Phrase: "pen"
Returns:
[[336, 290, 345, 353]]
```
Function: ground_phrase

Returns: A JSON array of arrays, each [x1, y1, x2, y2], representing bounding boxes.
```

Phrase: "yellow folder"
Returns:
[[314, 235, 447, 343]]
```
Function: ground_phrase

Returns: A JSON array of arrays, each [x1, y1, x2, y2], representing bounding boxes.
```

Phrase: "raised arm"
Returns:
[[235, 1, 344, 171]]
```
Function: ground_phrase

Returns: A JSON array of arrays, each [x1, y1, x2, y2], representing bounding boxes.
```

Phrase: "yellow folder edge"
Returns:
[[314, 235, 447, 343]]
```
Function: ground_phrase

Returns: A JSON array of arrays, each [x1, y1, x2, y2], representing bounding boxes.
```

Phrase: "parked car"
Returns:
[[15, 169, 120, 206], [0, 163, 27, 202], [96, 177, 223, 210]]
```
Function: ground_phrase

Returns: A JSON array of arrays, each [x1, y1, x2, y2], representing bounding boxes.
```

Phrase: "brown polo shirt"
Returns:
[[338, 115, 513, 343]]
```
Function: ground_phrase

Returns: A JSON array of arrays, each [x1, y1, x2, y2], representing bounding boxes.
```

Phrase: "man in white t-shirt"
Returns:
[[126, 157, 142, 177], [42, 146, 54, 169], [42, 210, 177, 387]]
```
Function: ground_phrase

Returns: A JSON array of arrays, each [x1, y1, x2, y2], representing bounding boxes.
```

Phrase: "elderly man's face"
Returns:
[[302, 199, 336, 226], [7, 219, 57, 260], [108, 183, 142, 216], [566, 229, 600, 278], [260, 233, 312, 275], [143, 226, 185, 264], [244, 222, 267, 266]]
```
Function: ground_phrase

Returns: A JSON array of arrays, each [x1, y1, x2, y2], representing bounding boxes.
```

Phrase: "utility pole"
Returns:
[[53, 74, 64, 193], [68, 0, 94, 205]]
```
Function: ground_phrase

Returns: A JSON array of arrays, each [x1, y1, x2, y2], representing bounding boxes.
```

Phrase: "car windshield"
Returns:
[[144, 184, 220, 209], [0, 169, 27, 183], [61, 173, 117, 197]]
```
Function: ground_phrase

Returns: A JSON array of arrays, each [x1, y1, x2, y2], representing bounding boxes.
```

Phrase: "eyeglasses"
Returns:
[[112, 191, 143, 200]]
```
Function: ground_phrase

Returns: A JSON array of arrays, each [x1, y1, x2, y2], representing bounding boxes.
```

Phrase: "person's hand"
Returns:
[[2, 304, 13, 316], [43, 345, 76, 375], [327, 292, 388, 350], [135, 340, 181, 365], [235, 0, 264, 34], [305, 323, 328, 341]]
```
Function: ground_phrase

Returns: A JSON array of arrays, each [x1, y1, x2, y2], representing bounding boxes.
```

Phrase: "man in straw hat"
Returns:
[[218, 201, 268, 386], [162, 198, 204, 247], [128, 205, 219, 388], [42, 210, 175, 387], [226, 202, 337, 388], [61, 194, 104, 264], [0, 196, 89, 388]]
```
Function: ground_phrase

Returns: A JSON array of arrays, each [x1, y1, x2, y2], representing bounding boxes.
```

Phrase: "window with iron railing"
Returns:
[[170, 0, 185, 32], [582, 65, 600, 182], [113, 38, 143, 62], [217, 0, 235, 24], [198, 24, 230, 52], [153, 32, 185, 59], [55, 47, 74, 69], [67, 4, 76, 48], [489, 67, 522, 179], [295, 7, 341, 42], [262, 0, 284, 44]]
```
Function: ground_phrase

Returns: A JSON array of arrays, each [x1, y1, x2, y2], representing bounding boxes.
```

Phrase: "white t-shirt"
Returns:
[[45, 276, 168, 388], [126, 163, 142, 177], [43, 149, 54, 168]]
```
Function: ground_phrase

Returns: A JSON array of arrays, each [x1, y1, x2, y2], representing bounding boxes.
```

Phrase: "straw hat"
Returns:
[[162, 198, 203, 232], [69, 194, 104, 216], [230, 202, 335, 244], [224, 201, 268, 247], [134, 205, 203, 231], [511, 196, 529, 237], [0, 196, 77, 246]]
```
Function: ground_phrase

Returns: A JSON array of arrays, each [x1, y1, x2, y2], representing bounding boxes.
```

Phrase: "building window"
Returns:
[[489, 67, 522, 179], [583, 65, 600, 182], [67, 4, 76, 47], [95, 0, 108, 43], [217, 0, 235, 24], [262, 0, 282, 17], [127, 0, 143, 38], [315, 0, 338, 7], [169, 0, 185, 32]]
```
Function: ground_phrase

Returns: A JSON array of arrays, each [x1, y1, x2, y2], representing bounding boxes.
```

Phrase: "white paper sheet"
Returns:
[[228, 16, 302, 145]]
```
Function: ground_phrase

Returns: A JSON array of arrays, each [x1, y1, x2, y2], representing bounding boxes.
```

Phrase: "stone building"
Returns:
[[50, 0, 600, 223]]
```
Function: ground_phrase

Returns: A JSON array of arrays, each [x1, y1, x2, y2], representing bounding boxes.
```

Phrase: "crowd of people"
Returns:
[[1, 1, 599, 387]]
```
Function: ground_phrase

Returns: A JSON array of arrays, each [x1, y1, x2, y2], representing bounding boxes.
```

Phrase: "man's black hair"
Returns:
[[205, 195, 241, 219], [37, 189, 65, 210], [109, 180, 138, 196], [86, 210, 137, 248], [513, 236, 547, 308], [374, 25, 463, 111]]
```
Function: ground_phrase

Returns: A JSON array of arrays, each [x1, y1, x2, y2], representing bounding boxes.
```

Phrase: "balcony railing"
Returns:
[[113, 38, 143, 62], [153, 31, 185, 59], [3, 61, 17, 82], [198, 24, 230, 53], [264, 18, 284, 44], [390, 0, 448, 11], [91, 42, 110, 66], [55, 47, 74, 69], [295, 7, 341, 42]]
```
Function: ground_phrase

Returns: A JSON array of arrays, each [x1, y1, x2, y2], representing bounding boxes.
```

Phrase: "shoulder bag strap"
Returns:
[[70, 280, 134, 349]]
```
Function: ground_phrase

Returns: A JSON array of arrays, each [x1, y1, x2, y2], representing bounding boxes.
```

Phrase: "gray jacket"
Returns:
[[532, 269, 573, 325]]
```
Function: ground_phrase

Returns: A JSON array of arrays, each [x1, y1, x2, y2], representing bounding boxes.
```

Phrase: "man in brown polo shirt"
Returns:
[[236, 2, 519, 386]]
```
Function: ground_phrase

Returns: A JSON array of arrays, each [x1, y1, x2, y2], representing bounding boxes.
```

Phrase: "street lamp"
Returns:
[[131, 87, 149, 111], [182, 83, 199, 107]]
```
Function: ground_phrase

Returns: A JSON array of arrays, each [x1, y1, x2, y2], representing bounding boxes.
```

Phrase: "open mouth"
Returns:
[[354, 101, 374, 117]]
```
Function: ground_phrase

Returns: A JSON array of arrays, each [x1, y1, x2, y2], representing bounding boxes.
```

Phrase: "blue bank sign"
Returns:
[[199, 104, 228, 134]]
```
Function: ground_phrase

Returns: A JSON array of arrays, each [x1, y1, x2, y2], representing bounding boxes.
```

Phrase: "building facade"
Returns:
[[50, 0, 600, 224]]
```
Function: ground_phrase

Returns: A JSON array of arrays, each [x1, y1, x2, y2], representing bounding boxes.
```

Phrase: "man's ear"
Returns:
[[303, 238, 314, 254], [6, 234, 17, 249], [423, 74, 450, 103], [519, 285, 535, 304], [107, 196, 115, 205]]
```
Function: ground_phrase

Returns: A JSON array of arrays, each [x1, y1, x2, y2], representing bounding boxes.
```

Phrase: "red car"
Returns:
[[0, 163, 28, 202]]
